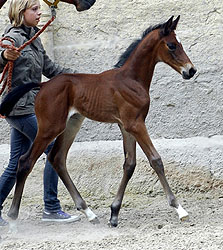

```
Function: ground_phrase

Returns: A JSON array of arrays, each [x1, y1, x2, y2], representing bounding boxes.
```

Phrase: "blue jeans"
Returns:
[[0, 113, 61, 214]]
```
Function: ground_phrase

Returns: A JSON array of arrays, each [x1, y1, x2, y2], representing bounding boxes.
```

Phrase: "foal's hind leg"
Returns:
[[110, 125, 136, 227], [8, 136, 54, 220], [127, 121, 188, 221], [48, 114, 98, 223]]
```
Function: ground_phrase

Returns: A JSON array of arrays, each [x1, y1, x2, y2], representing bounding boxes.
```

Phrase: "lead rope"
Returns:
[[0, 7, 57, 119]]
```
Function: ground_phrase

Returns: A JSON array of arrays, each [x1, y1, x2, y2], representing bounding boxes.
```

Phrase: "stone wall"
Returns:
[[0, 0, 222, 144]]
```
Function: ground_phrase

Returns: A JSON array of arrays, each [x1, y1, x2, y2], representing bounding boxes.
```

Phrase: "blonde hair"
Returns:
[[8, 0, 39, 27]]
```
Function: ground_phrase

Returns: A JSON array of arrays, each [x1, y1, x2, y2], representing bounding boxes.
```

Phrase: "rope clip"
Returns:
[[43, 0, 61, 17], [50, 5, 57, 18]]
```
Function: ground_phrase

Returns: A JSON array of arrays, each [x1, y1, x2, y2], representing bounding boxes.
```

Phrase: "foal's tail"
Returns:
[[0, 82, 41, 117]]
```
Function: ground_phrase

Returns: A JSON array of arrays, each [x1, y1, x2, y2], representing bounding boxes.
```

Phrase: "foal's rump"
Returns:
[[0, 73, 81, 117]]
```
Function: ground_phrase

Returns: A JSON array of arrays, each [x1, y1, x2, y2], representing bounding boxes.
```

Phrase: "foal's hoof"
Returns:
[[180, 214, 189, 222], [89, 217, 100, 225], [176, 204, 189, 222], [109, 217, 118, 227]]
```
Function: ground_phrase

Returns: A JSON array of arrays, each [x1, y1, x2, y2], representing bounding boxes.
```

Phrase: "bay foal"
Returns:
[[0, 16, 196, 227]]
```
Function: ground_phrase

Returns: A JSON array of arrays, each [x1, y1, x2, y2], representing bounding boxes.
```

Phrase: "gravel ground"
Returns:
[[0, 194, 223, 250], [0, 140, 223, 250]]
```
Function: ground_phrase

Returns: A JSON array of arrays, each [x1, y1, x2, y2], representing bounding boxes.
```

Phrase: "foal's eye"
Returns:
[[167, 43, 176, 51]]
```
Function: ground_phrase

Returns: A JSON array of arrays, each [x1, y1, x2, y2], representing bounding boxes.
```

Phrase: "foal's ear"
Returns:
[[163, 16, 174, 36], [171, 15, 180, 31]]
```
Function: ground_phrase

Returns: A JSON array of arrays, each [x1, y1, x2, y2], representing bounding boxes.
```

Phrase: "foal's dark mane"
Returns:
[[114, 22, 166, 68]]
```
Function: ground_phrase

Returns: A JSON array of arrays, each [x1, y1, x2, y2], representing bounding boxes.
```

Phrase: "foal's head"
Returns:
[[157, 16, 196, 79]]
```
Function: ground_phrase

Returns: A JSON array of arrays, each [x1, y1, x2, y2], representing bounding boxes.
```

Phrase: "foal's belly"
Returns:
[[67, 106, 119, 124]]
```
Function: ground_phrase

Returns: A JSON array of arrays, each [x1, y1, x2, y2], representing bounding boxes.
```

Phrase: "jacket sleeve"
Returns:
[[42, 48, 76, 78], [0, 38, 13, 73], [0, 51, 7, 73], [0, 25, 18, 73]]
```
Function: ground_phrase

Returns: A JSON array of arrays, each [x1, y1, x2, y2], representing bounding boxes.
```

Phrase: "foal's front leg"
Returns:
[[128, 121, 188, 221], [110, 125, 136, 227]]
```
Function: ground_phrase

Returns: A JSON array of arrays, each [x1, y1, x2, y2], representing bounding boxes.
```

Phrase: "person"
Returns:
[[0, 0, 80, 226]]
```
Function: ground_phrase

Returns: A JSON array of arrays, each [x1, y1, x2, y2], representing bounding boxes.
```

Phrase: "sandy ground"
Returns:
[[0, 191, 223, 249], [0, 140, 223, 250]]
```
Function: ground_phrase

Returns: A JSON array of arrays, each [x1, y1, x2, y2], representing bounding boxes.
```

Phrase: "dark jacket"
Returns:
[[0, 24, 73, 116]]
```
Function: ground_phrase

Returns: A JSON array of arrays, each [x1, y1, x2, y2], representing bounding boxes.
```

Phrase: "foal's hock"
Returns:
[[1, 16, 196, 227]]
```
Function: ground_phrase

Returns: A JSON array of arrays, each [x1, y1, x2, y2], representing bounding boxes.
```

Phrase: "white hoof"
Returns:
[[175, 204, 189, 221]]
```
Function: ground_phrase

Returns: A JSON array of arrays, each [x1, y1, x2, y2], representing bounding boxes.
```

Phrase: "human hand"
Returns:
[[3, 49, 21, 61]]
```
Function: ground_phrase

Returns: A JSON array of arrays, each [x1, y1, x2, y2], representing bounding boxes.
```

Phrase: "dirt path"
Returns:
[[1, 141, 223, 249], [0, 194, 223, 250]]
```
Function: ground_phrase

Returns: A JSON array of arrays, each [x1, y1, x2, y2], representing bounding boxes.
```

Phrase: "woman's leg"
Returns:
[[43, 142, 61, 212]]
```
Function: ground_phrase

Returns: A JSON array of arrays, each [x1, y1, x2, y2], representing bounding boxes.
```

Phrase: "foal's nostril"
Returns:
[[189, 67, 197, 77]]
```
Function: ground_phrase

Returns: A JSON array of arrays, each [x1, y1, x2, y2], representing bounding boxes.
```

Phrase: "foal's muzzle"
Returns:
[[182, 67, 197, 80]]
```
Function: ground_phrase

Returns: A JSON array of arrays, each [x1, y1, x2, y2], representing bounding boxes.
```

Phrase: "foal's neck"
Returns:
[[124, 30, 161, 90]]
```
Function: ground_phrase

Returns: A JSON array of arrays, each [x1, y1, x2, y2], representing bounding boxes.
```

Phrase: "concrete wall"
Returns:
[[0, 0, 222, 144], [1, 137, 223, 198]]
